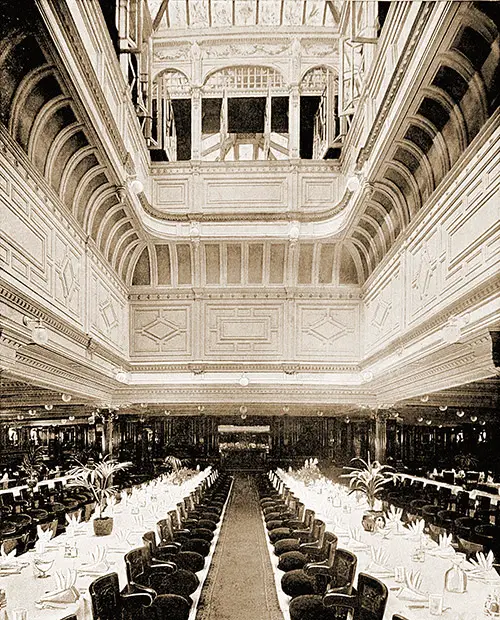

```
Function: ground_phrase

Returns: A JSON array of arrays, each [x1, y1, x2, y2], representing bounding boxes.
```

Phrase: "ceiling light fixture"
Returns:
[[68, 415, 75, 421], [164, 410, 171, 416], [345, 417, 350, 424], [470, 415, 478, 422], [129, 179, 144, 194], [456, 410, 465, 418], [44, 404, 53, 411], [361, 370, 373, 383], [23, 316, 49, 345], [114, 369, 128, 383], [420, 394, 429, 403], [439, 405, 448, 412], [417, 416, 424, 422], [28, 409, 36, 416], [239, 373, 249, 387], [426, 419, 432, 425], [346, 175, 361, 192], [61, 394, 72, 402]]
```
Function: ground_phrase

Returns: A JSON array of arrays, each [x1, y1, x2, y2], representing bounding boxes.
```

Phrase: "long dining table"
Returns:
[[273, 469, 500, 620], [0, 467, 214, 619]]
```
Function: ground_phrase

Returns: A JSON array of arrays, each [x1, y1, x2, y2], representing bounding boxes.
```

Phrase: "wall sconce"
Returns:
[[164, 410, 171, 416], [28, 409, 36, 416], [44, 404, 53, 411], [23, 316, 49, 345], [456, 410, 465, 418], [239, 373, 249, 387], [426, 419, 432, 425], [417, 416, 424, 422], [345, 417, 350, 424], [470, 415, 478, 422], [8, 428, 18, 443], [439, 405, 448, 411], [61, 394, 72, 402], [420, 394, 429, 403]]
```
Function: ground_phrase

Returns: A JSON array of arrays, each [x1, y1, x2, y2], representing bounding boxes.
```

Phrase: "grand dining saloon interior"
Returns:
[[0, 0, 499, 618]]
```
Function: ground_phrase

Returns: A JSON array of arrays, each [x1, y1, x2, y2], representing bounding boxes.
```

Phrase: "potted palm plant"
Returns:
[[341, 453, 395, 531], [68, 455, 132, 536], [20, 443, 46, 494]]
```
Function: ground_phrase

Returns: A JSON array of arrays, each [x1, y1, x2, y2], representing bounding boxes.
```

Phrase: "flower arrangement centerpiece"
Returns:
[[341, 453, 395, 531], [68, 455, 131, 536]]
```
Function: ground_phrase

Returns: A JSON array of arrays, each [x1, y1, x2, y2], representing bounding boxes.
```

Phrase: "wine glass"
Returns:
[[33, 554, 54, 578]]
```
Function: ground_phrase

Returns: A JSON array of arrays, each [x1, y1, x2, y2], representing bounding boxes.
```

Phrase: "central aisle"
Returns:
[[195, 474, 284, 620]]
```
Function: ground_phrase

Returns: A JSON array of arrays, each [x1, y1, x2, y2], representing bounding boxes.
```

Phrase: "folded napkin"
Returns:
[[80, 546, 109, 574], [38, 569, 80, 604], [108, 529, 132, 552], [366, 546, 393, 576], [397, 569, 428, 601], [0, 545, 27, 574], [386, 506, 403, 524], [429, 532, 455, 557], [35, 524, 56, 553], [466, 550, 496, 579], [348, 527, 369, 550], [404, 519, 425, 538]]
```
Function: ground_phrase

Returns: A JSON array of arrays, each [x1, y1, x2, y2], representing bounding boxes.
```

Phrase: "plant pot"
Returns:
[[362, 510, 386, 532], [93, 516, 114, 536]]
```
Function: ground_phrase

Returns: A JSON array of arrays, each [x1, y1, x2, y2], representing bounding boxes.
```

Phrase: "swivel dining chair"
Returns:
[[143, 530, 205, 573], [289, 572, 386, 620]]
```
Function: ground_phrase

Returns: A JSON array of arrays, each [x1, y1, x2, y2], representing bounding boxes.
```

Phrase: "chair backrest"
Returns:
[[125, 547, 147, 584], [61, 615, 78, 620], [392, 615, 409, 620], [312, 519, 326, 542], [476, 495, 491, 512], [303, 509, 315, 530], [356, 573, 388, 620], [159, 516, 176, 543], [324, 533, 338, 567], [295, 502, 305, 521], [331, 548, 357, 589], [143, 530, 158, 555], [1, 533, 28, 556], [90, 572, 121, 620], [455, 491, 470, 515]]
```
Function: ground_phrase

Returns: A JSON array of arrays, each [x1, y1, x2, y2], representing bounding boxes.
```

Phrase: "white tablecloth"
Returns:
[[0, 468, 213, 619], [274, 470, 500, 620]]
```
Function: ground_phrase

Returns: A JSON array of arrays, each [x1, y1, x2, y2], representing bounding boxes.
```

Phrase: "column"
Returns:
[[191, 87, 202, 160], [288, 85, 300, 159], [374, 413, 388, 463], [101, 410, 116, 457]]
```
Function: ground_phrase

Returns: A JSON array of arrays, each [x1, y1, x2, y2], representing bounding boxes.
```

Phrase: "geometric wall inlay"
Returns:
[[100, 299, 119, 330], [371, 299, 391, 330], [297, 304, 359, 360], [304, 312, 348, 344], [131, 306, 191, 356], [142, 317, 180, 342], [60, 255, 76, 299], [205, 304, 282, 357]]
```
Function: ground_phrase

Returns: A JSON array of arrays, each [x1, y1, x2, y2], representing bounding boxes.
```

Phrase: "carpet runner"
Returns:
[[195, 474, 284, 620]]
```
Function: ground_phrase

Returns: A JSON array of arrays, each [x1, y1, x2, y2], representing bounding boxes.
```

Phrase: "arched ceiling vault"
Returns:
[[344, 2, 500, 281], [0, 15, 145, 282]]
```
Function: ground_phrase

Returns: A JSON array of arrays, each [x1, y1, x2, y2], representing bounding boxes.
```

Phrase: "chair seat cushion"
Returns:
[[149, 568, 199, 597], [281, 569, 317, 597], [181, 538, 211, 557], [269, 527, 292, 543], [278, 550, 308, 572], [290, 594, 348, 620], [274, 538, 300, 555], [267, 520, 284, 531], [151, 594, 191, 620], [159, 551, 205, 573]]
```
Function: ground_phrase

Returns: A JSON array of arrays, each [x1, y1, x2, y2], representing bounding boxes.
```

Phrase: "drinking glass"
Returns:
[[394, 566, 405, 583], [429, 593, 444, 615], [11, 610, 27, 620], [33, 554, 54, 578]]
